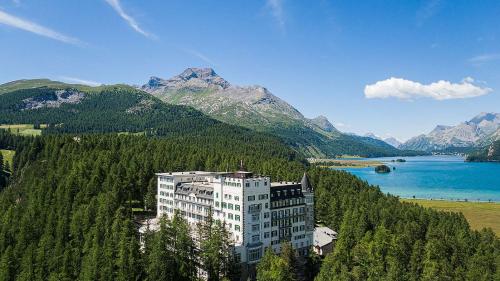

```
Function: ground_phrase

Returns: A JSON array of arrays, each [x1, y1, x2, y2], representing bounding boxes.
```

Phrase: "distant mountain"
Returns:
[[363, 133, 401, 148], [383, 137, 402, 148], [142, 68, 419, 158], [364, 132, 382, 140], [400, 113, 500, 151]]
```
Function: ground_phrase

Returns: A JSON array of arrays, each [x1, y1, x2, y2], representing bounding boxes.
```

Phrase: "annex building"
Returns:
[[155, 169, 315, 264]]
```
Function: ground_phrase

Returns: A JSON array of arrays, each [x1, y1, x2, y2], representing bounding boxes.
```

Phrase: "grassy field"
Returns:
[[403, 199, 500, 236], [1, 149, 15, 170], [0, 124, 46, 136], [308, 158, 382, 168]]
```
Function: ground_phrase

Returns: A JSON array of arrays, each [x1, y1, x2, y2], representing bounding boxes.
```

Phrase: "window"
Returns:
[[265, 203, 269, 209], [264, 232, 270, 238], [235, 196, 239, 201], [215, 201, 220, 207], [228, 213, 234, 220], [252, 224, 260, 232], [216, 192, 219, 198], [222, 202, 227, 208], [271, 230, 277, 237], [248, 248, 261, 262], [264, 222, 270, 228], [228, 203, 234, 210], [264, 212, 269, 218], [245, 182, 250, 187], [251, 235, 260, 243], [258, 194, 268, 200], [235, 215, 240, 221], [252, 214, 259, 222], [235, 204, 241, 211], [248, 195, 255, 201], [235, 225, 241, 231]]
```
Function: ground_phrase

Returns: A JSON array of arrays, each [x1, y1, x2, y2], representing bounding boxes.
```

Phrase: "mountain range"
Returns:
[[400, 112, 500, 152], [363, 133, 402, 148], [142, 68, 418, 157], [0, 69, 426, 158]]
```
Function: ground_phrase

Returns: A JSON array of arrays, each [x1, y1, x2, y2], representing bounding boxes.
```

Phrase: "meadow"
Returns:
[[404, 199, 500, 236], [0, 124, 46, 136]]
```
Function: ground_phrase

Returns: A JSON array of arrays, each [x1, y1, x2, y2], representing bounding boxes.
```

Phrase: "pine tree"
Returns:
[[198, 211, 237, 281], [256, 248, 294, 281], [280, 242, 298, 280]]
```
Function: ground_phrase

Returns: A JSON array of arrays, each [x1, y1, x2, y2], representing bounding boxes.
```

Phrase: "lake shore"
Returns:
[[403, 198, 500, 236], [308, 158, 383, 168]]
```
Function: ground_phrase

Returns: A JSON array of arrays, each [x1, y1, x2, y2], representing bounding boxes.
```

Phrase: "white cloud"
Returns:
[[0, 9, 82, 45], [59, 76, 102, 87], [104, 0, 155, 38], [266, 0, 285, 29], [364, 77, 492, 101], [468, 53, 500, 64]]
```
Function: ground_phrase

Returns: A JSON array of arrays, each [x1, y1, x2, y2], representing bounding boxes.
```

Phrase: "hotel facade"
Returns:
[[156, 170, 314, 264]]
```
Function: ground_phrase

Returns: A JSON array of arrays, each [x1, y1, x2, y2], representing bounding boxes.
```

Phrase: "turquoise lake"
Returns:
[[338, 156, 500, 202]]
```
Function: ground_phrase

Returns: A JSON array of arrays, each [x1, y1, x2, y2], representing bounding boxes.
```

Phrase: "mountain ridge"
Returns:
[[142, 68, 420, 157], [401, 112, 500, 151]]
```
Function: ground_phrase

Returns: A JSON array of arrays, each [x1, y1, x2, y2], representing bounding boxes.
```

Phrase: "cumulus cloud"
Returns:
[[364, 77, 492, 101], [0, 9, 82, 45], [59, 76, 102, 87], [104, 0, 155, 38]]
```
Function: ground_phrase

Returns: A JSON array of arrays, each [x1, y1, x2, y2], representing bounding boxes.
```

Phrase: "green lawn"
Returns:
[[1, 149, 15, 170], [403, 199, 500, 236], [0, 124, 44, 136]]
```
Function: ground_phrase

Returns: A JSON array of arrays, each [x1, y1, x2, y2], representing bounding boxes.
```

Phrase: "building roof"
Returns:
[[314, 226, 337, 248], [175, 182, 214, 200], [301, 172, 313, 192], [271, 181, 300, 188], [156, 171, 218, 176]]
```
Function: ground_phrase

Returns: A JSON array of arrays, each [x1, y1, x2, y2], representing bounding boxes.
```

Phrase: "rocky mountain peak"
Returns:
[[174, 67, 230, 89], [310, 115, 337, 132], [469, 112, 500, 125], [142, 68, 230, 92]]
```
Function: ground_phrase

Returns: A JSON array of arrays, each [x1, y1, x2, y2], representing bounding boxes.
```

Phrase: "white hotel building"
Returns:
[[156, 170, 314, 263]]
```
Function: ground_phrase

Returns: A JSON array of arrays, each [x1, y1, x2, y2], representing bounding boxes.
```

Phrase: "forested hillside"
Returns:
[[0, 131, 498, 280], [466, 140, 500, 162], [0, 83, 219, 136], [0, 131, 304, 280]]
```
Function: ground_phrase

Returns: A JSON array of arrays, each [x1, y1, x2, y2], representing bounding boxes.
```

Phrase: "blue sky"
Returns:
[[0, 0, 499, 141]]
